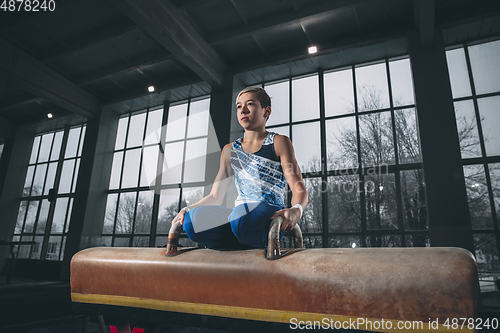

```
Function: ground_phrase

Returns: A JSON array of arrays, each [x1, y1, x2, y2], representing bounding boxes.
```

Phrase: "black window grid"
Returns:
[[260, 57, 428, 248]]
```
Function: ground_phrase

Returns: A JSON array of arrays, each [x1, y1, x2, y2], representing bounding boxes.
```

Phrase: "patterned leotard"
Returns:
[[230, 132, 286, 209]]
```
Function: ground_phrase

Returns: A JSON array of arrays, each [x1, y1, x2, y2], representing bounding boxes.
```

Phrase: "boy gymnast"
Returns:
[[171, 86, 308, 249]]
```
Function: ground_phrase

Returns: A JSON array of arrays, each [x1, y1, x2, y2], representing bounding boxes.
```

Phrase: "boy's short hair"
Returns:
[[237, 86, 271, 109]]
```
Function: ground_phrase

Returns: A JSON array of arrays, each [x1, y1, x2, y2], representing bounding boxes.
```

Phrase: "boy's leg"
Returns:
[[229, 203, 284, 248], [182, 206, 242, 249]]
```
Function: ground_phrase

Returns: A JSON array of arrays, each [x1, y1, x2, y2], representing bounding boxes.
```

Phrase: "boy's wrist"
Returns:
[[291, 204, 303, 219]]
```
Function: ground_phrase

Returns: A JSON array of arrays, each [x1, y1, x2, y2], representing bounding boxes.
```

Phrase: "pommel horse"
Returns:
[[71, 216, 478, 333]]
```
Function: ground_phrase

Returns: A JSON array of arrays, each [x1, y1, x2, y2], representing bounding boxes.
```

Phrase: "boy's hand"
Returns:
[[271, 207, 301, 232], [171, 209, 187, 226]]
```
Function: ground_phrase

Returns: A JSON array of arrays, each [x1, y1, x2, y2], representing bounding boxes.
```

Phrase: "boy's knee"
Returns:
[[182, 212, 196, 241]]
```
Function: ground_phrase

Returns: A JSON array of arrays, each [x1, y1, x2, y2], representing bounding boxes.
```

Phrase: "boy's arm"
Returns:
[[271, 135, 308, 231], [171, 143, 234, 225]]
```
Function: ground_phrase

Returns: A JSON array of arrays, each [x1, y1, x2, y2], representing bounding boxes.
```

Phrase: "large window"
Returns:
[[262, 57, 427, 249], [446, 39, 500, 286], [13, 125, 86, 260], [103, 98, 211, 247]]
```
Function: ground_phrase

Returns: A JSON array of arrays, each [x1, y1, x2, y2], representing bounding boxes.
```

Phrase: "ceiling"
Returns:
[[1, 0, 499, 139]]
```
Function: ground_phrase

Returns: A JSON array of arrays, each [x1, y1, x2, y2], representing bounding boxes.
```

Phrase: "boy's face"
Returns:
[[236, 92, 271, 130]]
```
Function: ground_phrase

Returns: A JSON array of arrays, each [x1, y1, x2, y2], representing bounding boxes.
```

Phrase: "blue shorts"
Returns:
[[182, 202, 284, 249]]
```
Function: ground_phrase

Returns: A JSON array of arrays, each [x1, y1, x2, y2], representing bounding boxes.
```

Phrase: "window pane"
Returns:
[[298, 177, 322, 233], [50, 131, 63, 161], [183, 138, 207, 183], [144, 108, 163, 145], [115, 117, 128, 150], [455, 100, 481, 158], [303, 236, 323, 248], [109, 152, 123, 190], [395, 108, 421, 163], [356, 63, 390, 111], [445, 48, 472, 99], [324, 69, 354, 116], [101, 236, 112, 247], [104, 194, 118, 234], [126, 113, 146, 148], [187, 99, 210, 138], [158, 189, 180, 234], [38, 133, 54, 163], [78, 126, 86, 157], [265, 81, 289, 126], [0, 143, 3, 160], [116, 192, 136, 234], [469, 40, 500, 95], [463, 165, 493, 229], [23, 165, 35, 197], [359, 111, 395, 166], [135, 191, 154, 234], [46, 236, 62, 260], [51, 198, 69, 234], [65, 198, 73, 233], [365, 235, 401, 247], [292, 122, 321, 173], [489, 163, 500, 220], [72, 158, 80, 192], [24, 200, 39, 233], [31, 236, 44, 259], [59, 159, 75, 194], [18, 235, 33, 258], [477, 96, 500, 156], [389, 58, 414, 107], [140, 145, 159, 187], [133, 236, 150, 247], [400, 169, 427, 230], [114, 238, 130, 247], [405, 235, 429, 247], [473, 233, 499, 272], [29, 136, 41, 164], [32, 164, 47, 196], [268, 125, 289, 137], [15, 201, 28, 234], [166, 103, 188, 142], [292, 75, 320, 122], [44, 162, 58, 195], [181, 187, 204, 208], [327, 175, 361, 232], [328, 236, 361, 248], [121, 148, 141, 188], [65, 127, 81, 158], [37, 199, 50, 234], [365, 174, 398, 230], [326, 116, 357, 170], [162, 141, 184, 184]]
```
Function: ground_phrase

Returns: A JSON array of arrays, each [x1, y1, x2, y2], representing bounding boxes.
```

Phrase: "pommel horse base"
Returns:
[[71, 218, 478, 333]]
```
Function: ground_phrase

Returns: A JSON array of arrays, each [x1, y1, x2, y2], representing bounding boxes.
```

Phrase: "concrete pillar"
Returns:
[[0, 125, 36, 268], [409, 30, 475, 253], [60, 108, 119, 279]]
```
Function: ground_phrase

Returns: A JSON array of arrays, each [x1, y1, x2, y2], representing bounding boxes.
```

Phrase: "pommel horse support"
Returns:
[[71, 218, 478, 333]]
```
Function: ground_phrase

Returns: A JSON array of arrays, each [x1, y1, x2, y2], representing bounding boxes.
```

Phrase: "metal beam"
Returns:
[[0, 97, 43, 113], [76, 52, 173, 86], [42, 20, 138, 63], [0, 38, 100, 118], [103, 74, 202, 106], [206, 0, 368, 46], [108, 0, 227, 87], [414, 0, 436, 49]]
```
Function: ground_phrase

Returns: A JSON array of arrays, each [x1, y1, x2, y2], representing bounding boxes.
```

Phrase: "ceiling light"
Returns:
[[47, 113, 53, 119], [148, 86, 155, 92], [308, 46, 317, 54]]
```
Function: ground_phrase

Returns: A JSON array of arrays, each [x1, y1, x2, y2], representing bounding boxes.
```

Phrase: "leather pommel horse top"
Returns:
[[71, 247, 478, 332]]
